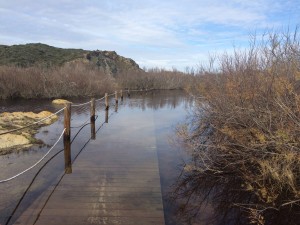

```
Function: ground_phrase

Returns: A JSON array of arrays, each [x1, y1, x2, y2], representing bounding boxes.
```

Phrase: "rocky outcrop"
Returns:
[[0, 43, 141, 75], [85, 50, 141, 75]]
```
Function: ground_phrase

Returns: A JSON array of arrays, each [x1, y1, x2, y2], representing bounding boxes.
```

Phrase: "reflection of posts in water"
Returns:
[[64, 140, 72, 174], [115, 90, 118, 104], [64, 103, 72, 174], [120, 89, 123, 101], [105, 109, 109, 123], [90, 98, 96, 140], [105, 93, 109, 110]]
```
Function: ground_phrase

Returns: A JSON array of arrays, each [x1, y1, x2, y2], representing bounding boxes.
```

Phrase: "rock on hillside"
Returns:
[[86, 50, 140, 74], [0, 43, 141, 75]]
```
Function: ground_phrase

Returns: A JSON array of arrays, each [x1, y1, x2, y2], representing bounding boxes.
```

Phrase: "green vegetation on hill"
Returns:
[[0, 43, 141, 74], [0, 43, 86, 67], [0, 43, 190, 100]]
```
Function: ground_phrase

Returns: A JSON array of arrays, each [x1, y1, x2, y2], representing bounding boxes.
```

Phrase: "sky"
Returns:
[[0, 0, 299, 70]]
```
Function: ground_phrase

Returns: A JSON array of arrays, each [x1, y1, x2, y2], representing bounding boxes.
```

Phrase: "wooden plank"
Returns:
[[31, 215, 164, 225], [13, 105, 165, 225]]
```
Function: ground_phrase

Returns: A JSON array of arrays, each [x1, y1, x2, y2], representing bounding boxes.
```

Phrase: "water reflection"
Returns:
[[105, 109, 109, 123], [64, 139, 72, 174], [0, 90, 193, 225], [171, 152, 300, 225], [127, 90, 192, 111]]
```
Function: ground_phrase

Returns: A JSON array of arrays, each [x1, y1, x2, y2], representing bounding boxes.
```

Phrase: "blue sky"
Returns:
[[0, 0, 299, 70]]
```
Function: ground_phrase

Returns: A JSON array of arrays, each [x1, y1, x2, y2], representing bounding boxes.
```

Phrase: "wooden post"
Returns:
[[90, 98, 96, 140], [64, 103, 71, 141], [105, 93, 109, 110], [115, 103, 118, 113], [64, 103, 72, 174], [115, 91, 118, 104], [120, 90, 123, 101], [90, 98, 95, 121]]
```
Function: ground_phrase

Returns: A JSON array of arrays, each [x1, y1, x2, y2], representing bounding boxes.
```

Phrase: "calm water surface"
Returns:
[[2, 91, 293, 225], [0, 91, 197, 225]]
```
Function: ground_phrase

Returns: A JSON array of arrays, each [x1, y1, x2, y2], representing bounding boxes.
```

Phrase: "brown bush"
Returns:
[[0, 63, 117, 99], [175, 29, 300, 224], [116, 67, 192, 90], [0, 63, 194, 99]]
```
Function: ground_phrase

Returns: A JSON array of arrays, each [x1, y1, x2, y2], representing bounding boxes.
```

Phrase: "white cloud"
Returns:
[[0, 0, 299, 69]]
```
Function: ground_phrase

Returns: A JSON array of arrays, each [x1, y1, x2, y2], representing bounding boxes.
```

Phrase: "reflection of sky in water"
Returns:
[[0, 90, 193, 225]]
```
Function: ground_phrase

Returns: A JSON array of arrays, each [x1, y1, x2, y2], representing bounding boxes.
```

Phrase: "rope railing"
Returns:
[[107, 93, 115, 97], [2, 107, 118, 224], [71, 100, 92, 107], [0, 88, 146, 137], [0, 107, 65, 136], [71, 104, 90, 115], [95, 96, 105, 102], [0, 128, 65, 183], [0, 88, 165, 224], [0, 88, 149, 184]]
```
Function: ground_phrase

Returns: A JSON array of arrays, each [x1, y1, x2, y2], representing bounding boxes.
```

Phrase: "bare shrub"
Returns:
[[174, 29, 300, 224], [116, 67, 192, 90], [0, 63, 117, 99]]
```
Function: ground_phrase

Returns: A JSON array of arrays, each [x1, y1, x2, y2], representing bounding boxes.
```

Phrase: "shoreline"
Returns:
[[0, 111, 58, 155]]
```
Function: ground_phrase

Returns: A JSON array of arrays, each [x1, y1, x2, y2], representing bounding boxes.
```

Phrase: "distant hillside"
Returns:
[[0, 43, 141, 74]]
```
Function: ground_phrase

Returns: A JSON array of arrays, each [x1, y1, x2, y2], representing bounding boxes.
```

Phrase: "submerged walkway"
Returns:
[[14, 106, 165, 225]]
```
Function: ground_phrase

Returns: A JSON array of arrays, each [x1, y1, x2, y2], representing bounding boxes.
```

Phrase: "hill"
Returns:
[[0, 43, 141, 74]]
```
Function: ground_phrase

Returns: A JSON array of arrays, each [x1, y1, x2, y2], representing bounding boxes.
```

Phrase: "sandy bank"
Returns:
[[52, 99, 72, 105], [0, 111, 58, 155]]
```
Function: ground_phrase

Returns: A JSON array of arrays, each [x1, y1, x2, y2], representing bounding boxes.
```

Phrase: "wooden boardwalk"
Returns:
[[14, 106, 165, 225]]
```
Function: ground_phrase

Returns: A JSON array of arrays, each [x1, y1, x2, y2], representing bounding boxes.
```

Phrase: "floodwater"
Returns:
[[1, 90, 298, 225], [0, 90, 195, 225]]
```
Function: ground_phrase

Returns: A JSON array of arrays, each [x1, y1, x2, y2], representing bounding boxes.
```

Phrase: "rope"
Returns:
[[107, 93, 115, 97], [0, 89, 148, 183], [95, 96, 105, 102], [32, 115, 114, 225], [0, 128, 65, 183], [72, 104, 89, 114], [0, 107, 65, 136], [3, 147, 64, 225], [4, 108, 116, 224], [71, 100, 91, 107]]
